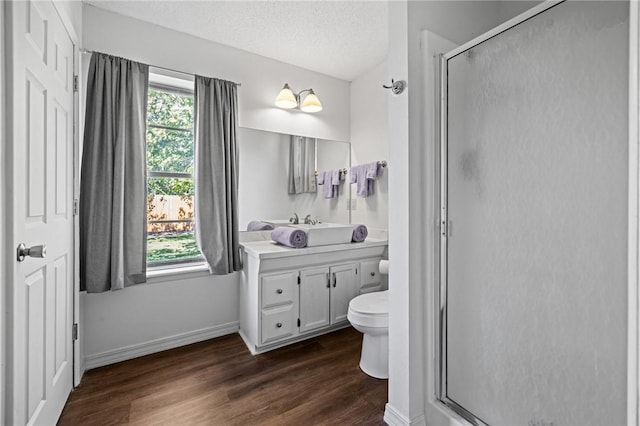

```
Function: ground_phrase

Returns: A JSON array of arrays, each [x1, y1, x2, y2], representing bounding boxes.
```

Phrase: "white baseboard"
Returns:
[[84, 321, 240, 370], [384, 403, 426, 426]]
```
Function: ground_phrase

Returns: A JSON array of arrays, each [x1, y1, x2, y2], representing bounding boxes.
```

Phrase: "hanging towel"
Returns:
[[246, 220, 274, 231], [352, 224, 368, 242], [350, 164, 370, 197], [330, 169, 345, 198], [365, 162, 384, 196], [322, 171, 335, 198], [318, 170, 342, 199], [350, 162, 383, 197], [271, 227, 308, 248]]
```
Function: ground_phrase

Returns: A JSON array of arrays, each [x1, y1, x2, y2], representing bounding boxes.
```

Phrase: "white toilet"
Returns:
[[348, 260, 389, 379]]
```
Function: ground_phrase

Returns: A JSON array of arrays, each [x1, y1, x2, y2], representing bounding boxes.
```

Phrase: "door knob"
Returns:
[[17, 243, 46, 262]]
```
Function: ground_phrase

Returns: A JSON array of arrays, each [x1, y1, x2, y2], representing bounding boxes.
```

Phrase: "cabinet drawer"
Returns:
[[261, 272, 296, 309], [261, 306, 296, 344], [360, 259, 382, 287]]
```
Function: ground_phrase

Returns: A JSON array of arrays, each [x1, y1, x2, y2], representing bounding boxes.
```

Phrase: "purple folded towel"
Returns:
[[352, 224, 368, 242], [247, 220, 274, 231], [271, 227, 308, 248]]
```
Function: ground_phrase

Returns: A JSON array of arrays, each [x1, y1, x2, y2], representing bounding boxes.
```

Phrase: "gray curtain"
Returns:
[[194, 76, 241, 274], [80, 52, 149, 293], [288, 135, 317, 194]]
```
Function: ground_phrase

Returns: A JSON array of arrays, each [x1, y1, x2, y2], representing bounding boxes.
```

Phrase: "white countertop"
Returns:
[[240, 237, 388, 260]]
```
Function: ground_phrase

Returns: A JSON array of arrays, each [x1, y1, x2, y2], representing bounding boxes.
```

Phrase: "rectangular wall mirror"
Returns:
[[237, 128, 351, 230]]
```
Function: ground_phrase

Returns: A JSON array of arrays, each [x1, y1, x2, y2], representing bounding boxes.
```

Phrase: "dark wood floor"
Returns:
[[58, 327, 387, 425]]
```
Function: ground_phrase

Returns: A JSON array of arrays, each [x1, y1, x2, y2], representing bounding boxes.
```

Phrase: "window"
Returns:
[[146, 80, 202, 266]]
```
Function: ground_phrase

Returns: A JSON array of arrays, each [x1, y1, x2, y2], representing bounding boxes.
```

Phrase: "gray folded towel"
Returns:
[[247, 220, 274, 231], [271, 227, 308, 248], [352, 224, 368, 242]]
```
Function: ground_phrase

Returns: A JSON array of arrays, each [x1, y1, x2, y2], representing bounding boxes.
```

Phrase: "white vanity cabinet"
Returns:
[[239, 237, 387, 355]]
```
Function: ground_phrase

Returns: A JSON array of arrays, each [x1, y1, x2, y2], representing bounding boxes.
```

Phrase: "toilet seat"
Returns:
[[348, 291, 388, 328]]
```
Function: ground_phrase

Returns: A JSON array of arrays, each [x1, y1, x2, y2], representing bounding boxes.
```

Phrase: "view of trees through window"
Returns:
[[146, 86, 201, 265]]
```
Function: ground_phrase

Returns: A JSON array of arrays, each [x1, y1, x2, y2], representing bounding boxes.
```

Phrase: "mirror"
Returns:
[[238, 128, 351, 230]]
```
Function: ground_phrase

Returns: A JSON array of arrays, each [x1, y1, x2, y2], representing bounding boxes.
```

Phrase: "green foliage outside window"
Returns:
[[147, 89, 195, 194], [146, 87, 201, 265]]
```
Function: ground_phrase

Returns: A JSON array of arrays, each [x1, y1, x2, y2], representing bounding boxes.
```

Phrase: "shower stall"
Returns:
[[437, 1, 634, 424]]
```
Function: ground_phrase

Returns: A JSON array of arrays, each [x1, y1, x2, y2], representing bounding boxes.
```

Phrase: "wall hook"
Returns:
[[383, 79, 406, 95]]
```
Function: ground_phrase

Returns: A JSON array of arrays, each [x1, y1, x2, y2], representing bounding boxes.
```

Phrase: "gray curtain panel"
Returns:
[[80, 52, 149, 293], [288, 135, 317, 194], [194, 75, 241, 274]]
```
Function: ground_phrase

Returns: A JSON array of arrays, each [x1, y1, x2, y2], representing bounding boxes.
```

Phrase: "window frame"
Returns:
[[146, 79, 204, 269]]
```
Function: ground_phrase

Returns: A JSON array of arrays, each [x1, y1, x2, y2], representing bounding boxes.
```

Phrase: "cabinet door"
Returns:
[[299, 267, 330, 333], [359, 258, 382, 294], [330, 263, 358, 324]]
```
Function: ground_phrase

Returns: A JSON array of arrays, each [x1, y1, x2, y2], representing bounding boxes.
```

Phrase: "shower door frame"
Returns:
[[435, 1, 640, 424]]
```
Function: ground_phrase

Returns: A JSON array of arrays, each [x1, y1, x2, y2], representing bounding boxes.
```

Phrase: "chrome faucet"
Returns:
[[304, 215, 319, 225], [289, 213, 299, 224]]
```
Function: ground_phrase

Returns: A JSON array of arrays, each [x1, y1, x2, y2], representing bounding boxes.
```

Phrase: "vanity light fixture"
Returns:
[[274, 83, 323, 113]]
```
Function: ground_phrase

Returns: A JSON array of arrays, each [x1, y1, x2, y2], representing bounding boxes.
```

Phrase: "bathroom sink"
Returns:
[[289, 223, 353, 246], [262, 219, 294, 227]]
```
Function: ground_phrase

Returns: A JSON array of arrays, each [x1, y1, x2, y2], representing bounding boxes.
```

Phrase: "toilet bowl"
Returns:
[[347, 290, 388, 379]]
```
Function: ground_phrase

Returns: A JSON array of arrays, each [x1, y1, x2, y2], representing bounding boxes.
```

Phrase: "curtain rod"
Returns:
[[79, 48, 242, 87]]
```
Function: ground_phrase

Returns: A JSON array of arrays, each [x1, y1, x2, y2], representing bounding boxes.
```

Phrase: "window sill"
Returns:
[[146, 262, 210, 283]]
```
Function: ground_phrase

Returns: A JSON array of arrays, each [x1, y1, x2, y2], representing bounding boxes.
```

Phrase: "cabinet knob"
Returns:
[[370, 272, 376, 277], [276, 289, 283, 294], [276, 322, 282, 328]]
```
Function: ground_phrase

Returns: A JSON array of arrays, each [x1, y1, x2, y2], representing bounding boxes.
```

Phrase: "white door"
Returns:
[[299, 267, 330, 333], [329, 263, 357, 324], [6, 1, 74, 424]]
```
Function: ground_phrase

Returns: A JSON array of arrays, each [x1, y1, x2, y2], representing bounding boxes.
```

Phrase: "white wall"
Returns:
[[81, 272, 239, 368], [350, 60, 389, 230], [83, 5, 350, 142], [498, 1, 542, 24], [237, 128, 350, 229], [80, 5, 353, 369]]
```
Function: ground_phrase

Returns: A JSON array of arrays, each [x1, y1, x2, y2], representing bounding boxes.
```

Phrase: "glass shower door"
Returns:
[[441, 2, 629, 425]]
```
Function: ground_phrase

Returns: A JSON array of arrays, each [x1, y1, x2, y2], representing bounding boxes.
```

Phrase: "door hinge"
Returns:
[[73, 75, 79, 93], [72, 323, 78, 341], [441, 219, 448, 237], [297, 318, 300, 327], [297, 275, 300, 285], [73, 198, 79, 216]]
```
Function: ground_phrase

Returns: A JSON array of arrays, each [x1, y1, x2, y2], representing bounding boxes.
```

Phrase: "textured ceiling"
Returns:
[[84, 0, 389, 81]]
